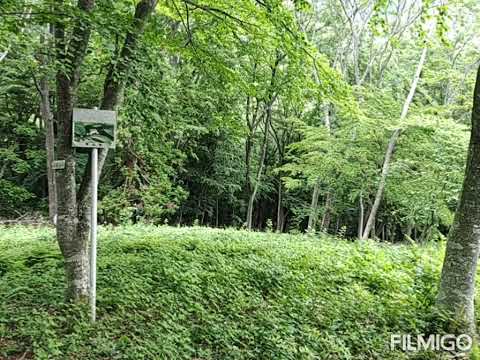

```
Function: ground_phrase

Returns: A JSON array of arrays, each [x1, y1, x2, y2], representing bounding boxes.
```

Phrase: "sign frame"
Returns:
[[72, 108, 117, 149]]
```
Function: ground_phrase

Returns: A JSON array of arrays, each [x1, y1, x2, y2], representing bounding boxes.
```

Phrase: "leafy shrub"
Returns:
[[0, 225, 462, 359]]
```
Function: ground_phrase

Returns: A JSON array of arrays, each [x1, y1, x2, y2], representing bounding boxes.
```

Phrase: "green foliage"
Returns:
[[0, 225, 461, 359], [386, 117, 468, 235], [0, 46, 46, 216], [0, 179, 35, 215], [0, 0, 479, 241]]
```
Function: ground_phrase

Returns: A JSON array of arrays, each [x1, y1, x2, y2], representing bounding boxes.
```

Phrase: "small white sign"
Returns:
[[72, 108, 117, 149], [52, 160, 65, 170]]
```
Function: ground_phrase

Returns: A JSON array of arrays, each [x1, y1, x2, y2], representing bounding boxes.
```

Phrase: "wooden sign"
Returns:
[[72, 108, 117, 149]]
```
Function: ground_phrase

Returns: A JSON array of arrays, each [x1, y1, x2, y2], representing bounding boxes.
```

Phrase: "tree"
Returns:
[[436, 64, 480, 338], [361, 46, 427, 240], [54, 0, 158, 301], [306, 105, 331, 233]]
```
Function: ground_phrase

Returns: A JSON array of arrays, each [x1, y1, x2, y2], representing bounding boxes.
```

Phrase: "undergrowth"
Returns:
[[0, 225, 460, 359]]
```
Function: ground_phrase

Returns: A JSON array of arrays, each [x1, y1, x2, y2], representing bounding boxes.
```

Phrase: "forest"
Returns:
[[2, 0, 478, 239], [2, 0, 480, 359]]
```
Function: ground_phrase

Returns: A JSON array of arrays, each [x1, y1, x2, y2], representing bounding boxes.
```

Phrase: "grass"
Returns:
[[0, 225, 459, 359]]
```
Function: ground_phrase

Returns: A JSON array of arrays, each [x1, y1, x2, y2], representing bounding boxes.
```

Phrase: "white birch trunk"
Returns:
[[361, 47, 427, 240]]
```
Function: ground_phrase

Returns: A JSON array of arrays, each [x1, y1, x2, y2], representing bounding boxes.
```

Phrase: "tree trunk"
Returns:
[[246, 119, 268, 230], [245, 132, 253, 208], [54, 0, 95, 302], [320, 192, 332, 233], [400, 47, 427, 120], [358, 192, 364, 238], [38, 27, 57, 224], [437, 65, 480, 337], [55, 77, 90, 300], [307, 178, 321, 232], [361, 47, 427, 240], [361, 128, 400, 240], [276, 180, 284, 232], [42, 77, 57, 224], [246, 54, 281, 230], [244, 96, 257, 226]]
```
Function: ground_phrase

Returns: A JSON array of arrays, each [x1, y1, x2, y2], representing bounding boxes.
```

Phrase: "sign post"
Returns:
[[90, 147, 98, 322], [72, 108, 116, 323]]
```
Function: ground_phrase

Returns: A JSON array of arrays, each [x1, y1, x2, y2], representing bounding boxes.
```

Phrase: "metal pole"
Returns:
[[90, 148, 98, 322]]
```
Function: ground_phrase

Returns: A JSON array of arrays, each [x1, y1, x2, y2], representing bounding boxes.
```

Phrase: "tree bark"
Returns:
[[38, 27, 57, 224], [361, 47, 427, 240], [320, 192, 332, 233], [276, 180, 284, 232], [42, 77, 57, 224], [246, 118, 268, 230], [358, 192, 364, 238], [361, 128, 401, 240], [437, 65, 480, 337], [307, 178, 321, 233], [400, 47, 427, 119]]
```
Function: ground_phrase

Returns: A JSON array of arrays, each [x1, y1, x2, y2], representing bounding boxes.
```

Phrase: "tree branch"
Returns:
[[66, 0, 95, 89], [182, 0, 255, 28]]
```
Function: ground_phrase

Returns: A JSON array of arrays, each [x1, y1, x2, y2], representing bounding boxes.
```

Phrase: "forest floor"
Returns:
[[0, 225, 461, 359]]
